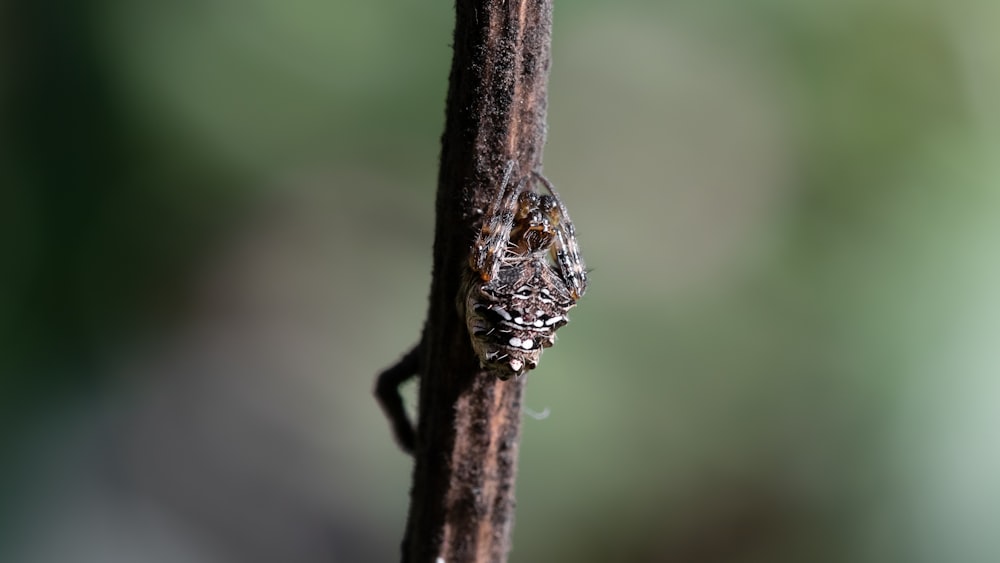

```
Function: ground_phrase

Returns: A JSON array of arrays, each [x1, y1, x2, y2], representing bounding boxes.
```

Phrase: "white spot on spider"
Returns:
[[514, 316, 524, 325], [544, 315, 563, 326], [536, 310, 545, 317], [533, 319, 544, 327], [491, 306, 512, 321], [521, 339, 534, 350], [509, 358, 523, 372], [509, 337, 522, 347]]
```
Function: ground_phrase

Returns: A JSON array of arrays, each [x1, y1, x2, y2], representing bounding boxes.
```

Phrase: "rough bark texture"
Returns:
[[404, 1, 553, 561]]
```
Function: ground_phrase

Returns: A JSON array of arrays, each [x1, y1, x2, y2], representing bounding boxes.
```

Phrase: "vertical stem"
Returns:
[[403, 1, 553, 561]]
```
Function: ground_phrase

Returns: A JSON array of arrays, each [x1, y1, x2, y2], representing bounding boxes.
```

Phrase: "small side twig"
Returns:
[[374, 344, 421, 454]]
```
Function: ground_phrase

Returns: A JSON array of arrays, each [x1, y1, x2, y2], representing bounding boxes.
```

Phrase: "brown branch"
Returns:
[[375, 1, 554, 561]]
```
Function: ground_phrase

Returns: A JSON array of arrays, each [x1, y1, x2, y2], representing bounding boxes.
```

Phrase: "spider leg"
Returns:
[[374, 343, 421, 454], [533, 171, 588, 301], [471, 161, 523, 282]]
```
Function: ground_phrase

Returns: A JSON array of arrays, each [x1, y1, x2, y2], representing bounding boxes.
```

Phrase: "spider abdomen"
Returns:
[[463, 261, 574, 379]]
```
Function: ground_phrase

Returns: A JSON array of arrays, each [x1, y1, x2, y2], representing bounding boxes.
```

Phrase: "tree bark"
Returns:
[[401, 1, 553, 561]]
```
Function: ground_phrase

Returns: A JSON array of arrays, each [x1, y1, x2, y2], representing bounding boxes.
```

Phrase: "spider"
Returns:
[[375, 161, 586, 452], [461, 161, 587, 379]]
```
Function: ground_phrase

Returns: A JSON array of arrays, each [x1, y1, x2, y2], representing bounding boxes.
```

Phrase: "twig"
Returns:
[[374, 0, 554, 561]]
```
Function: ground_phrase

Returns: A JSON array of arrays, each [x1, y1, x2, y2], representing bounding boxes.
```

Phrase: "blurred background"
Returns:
[[3, 0, 1000, 562]]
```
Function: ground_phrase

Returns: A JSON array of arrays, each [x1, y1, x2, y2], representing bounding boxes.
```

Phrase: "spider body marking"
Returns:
[[461, 162, 587, 380]]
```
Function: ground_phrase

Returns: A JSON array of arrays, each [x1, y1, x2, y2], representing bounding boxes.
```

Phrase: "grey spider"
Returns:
[[374, 161, 586, 452], [461, 161, 587, 379]]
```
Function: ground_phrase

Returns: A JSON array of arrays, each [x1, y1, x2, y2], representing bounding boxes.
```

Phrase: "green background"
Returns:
[[3, 1, 1000, 561]]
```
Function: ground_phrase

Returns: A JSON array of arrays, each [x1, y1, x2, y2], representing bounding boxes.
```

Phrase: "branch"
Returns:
[[375, 1, 554, 561]]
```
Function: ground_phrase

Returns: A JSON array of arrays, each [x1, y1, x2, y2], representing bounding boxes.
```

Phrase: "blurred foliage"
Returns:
[[2, 0, 1000, 562]]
